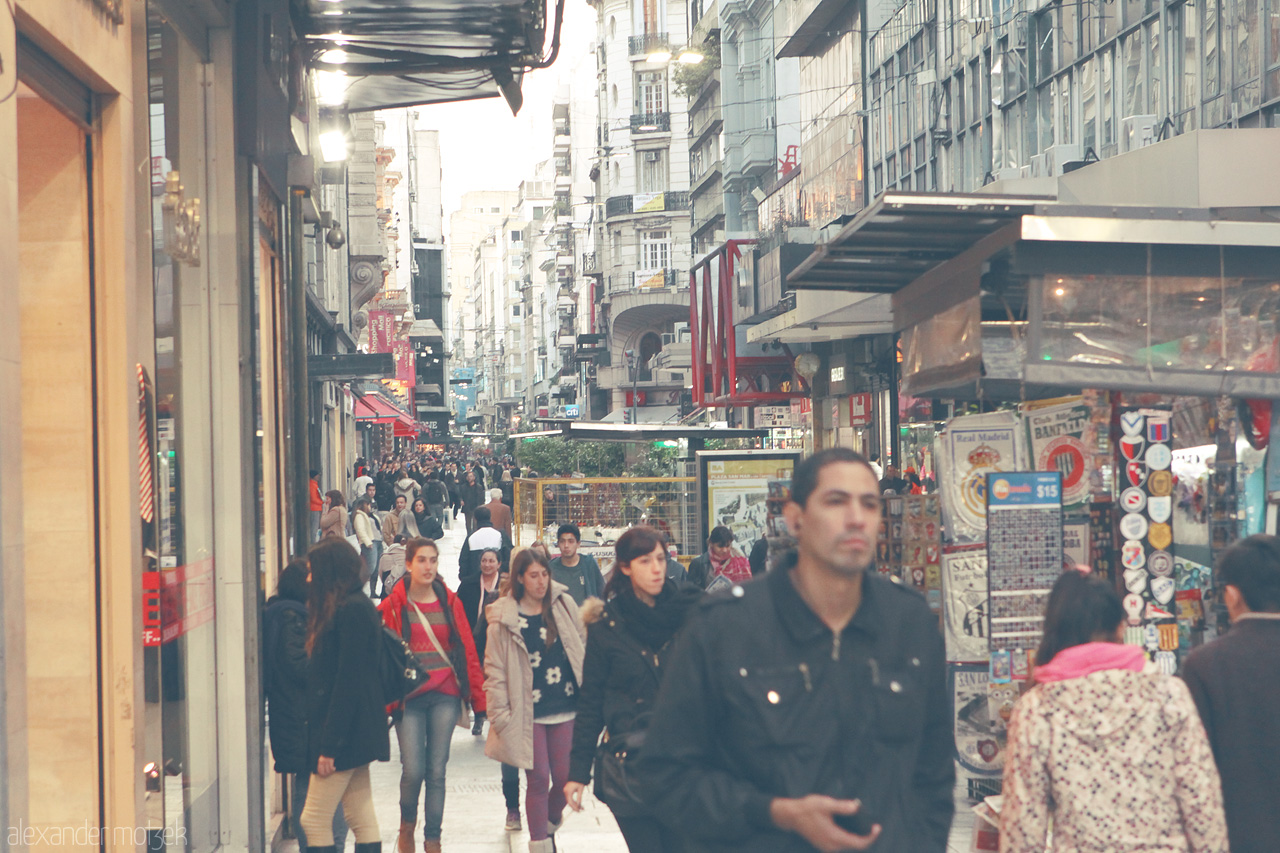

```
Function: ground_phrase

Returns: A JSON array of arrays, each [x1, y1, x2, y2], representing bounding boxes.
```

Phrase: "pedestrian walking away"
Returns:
[[484, 548, 588, 853], [550, 523, 605, 606], [298, 538, 389, 852], [1180, 534, 1280, 853], [395, 468, 422, 506], [633, 448, 956, 852], [566, 525, 701, 853], [380, 536, 488, 853], [460, 470, 486, 535], [485, 488, 513, 540], [263, 559, 348, 850], [1000, 569, 1227, 853], [319, 490, 348, 541], [425, 472, 451, 531]]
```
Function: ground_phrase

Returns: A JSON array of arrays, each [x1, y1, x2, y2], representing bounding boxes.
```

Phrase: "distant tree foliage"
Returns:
[[672, 33, 721, 98], [516, 437, 625, 477]]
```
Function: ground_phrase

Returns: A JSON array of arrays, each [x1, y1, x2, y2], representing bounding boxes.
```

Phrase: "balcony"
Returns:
[[630, 112, 671, 133], [606, 269, 683, 294], [628, 32, 670, 58], [603, 191, 690, 218]]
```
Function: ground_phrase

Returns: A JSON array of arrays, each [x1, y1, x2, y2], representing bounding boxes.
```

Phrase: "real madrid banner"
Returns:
[[938, 411, 1024, 545], [1024, 400, 1091, 512]]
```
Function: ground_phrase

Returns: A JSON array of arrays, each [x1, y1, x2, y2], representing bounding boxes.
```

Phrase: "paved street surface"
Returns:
[[277, 517, 976, 852]]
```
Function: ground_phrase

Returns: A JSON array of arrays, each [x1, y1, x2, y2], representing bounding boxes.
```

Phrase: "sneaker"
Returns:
[[504, 810, 522, 832]]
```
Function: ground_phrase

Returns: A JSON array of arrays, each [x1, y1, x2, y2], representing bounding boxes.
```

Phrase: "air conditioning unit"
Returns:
[[644, 150, 662, 163], [1043, 143, 1082, 177], [661, 331, 675, 345], [1119, 115, 1158, 153]]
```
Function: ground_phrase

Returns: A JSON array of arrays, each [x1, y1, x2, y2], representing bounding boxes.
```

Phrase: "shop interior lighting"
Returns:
[[315, 70, 349, 106], [320, 49, 348, 64]]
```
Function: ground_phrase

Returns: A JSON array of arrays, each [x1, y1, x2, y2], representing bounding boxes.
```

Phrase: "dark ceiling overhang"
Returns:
[[295, 0, 563, 113]]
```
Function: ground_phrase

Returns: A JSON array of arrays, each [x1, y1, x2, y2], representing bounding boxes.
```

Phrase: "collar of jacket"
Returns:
[[488, 580, 572, 633], [767, 564, 883, 644]]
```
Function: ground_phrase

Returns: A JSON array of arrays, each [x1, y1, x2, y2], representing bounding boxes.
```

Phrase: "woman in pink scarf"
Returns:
[[1000, 570, 1228, 853]]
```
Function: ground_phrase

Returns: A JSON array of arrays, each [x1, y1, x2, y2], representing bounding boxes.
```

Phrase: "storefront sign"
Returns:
[[1024, 401, 1090, 510], [849, 393, 872, 426]]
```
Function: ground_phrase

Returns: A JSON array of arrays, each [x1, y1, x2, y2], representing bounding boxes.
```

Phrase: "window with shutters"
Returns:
[[640, 230, 670, 270]]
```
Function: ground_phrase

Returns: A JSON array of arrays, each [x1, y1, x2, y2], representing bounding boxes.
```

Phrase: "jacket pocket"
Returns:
[[726, 664, 815, 748], [870, 663, 925, 743]]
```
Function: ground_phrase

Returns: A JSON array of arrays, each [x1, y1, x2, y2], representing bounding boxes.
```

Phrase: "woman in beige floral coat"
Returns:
[[1000, 570, 1228, 853]]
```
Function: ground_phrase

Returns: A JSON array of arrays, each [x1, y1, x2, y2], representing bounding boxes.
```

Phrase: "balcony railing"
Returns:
[[604, 191, 691, 218], [628, 32, 670, 57], [630, 112, 671, 133]]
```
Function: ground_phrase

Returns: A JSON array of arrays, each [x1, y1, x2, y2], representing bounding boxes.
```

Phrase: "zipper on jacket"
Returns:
[[868, 657, 880, 686], [798, 662, 812, 692], [831, 632, 841, 661]]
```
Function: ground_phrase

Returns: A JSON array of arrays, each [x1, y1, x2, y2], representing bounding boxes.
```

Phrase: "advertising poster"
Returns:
[[950, 664, 1008, 777], [939, 412, 1023, 545], [697, 451, 799, 558], [941, 545, 990, 663], [986, 471, 1063, 654], [1024, 400, 1091, 511]]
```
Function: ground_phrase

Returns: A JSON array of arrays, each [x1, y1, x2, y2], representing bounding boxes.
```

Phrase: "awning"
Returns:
[[746, 291, 893, 344], [297, 0, 556, 114], [599, 405, 682, 424], [353, 394, 415, 426]]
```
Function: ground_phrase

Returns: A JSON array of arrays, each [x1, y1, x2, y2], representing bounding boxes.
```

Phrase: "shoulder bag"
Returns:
[[408, 599, 473, 729], [379, 621, 427, 723], [593, 727, 649, 815]]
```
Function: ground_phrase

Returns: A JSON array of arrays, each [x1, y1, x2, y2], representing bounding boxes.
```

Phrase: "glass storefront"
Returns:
[[145, 8, 221, 848]]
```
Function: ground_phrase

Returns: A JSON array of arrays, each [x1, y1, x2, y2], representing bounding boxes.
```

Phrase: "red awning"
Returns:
[[354, 394, 413, 425]]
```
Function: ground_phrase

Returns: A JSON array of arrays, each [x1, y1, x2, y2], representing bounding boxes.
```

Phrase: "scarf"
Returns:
[[612, 580, 701, 653], [1033, 642, 1146, 684]]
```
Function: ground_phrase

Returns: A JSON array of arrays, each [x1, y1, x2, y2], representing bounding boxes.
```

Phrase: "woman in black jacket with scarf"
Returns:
[[565, 525, 701, 852], [299, 537, 389, 853]]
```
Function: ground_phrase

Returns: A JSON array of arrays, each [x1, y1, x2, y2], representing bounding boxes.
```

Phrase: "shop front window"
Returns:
[[146, 6, 221, 850]]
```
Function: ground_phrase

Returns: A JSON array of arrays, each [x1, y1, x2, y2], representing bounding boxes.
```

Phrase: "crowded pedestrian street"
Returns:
[[5, 0, 1280, 851]]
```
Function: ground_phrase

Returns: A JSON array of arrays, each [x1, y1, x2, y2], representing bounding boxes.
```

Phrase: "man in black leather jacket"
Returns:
[[634, 448, 954, 852]]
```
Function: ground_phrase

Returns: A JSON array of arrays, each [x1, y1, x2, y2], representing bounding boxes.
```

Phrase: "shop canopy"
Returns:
[[353, 394, 416, 429], [786, 181, 1280, 400], [297, 0, 559, 113]]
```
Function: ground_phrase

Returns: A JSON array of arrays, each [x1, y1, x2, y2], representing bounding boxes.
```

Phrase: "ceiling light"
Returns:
[[315, 70, 349, 106], [647, 50, 673, 63], [320, 49, 348, 64], [677, 50, 704, 64], [319, 129, 348, 162]]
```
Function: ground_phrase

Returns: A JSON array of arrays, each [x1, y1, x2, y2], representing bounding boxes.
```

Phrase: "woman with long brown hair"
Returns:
[[379, 537, 487, 853], [299, 537, 388, 853], [319, 490, 348, 539], [484, 548, 587, 853]]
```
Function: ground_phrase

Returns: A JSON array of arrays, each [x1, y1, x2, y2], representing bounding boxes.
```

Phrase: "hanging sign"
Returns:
[[849, 393, 873, 427], [1024, 401, 1091, 510], [941, 545, 990, 662], [939, 412, 1023, 545]]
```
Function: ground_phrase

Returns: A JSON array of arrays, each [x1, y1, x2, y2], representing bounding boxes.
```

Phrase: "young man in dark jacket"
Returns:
[[634, 448, 954, 853], [1181, 534, 1280, 853]]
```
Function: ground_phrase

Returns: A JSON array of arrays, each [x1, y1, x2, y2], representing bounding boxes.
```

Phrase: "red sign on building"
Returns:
[[849, 393, 873, 426], [368, 310, 394, 352]]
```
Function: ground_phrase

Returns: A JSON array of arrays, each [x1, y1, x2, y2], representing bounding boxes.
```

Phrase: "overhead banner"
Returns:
[[938, 411, 1023, 544], [368, 309, 394, 353], [1024, 400, 1090, 511]]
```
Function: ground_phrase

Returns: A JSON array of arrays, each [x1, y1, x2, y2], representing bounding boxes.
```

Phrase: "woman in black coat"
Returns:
[[299, 538, 389, 853], [264, 559, 347, 850], [564, 526, 701, 852]]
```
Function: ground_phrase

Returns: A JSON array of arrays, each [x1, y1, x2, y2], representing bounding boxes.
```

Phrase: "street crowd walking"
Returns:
[[263, 447, 1278, 853]]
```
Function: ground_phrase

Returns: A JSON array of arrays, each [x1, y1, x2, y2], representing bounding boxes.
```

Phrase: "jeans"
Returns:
[[526, 719, 574, 841], [396, 690, 461, 838], [291, 771, 348, 851], [299, 764, 379, 846], [429, 504, 448, 530], [310, 509, 322, 543]]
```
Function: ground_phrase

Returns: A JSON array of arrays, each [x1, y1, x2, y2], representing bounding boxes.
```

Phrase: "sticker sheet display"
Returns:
[[1088, 499, 1118, 583], [1024, 400, 1091, 511], [1116, 407, 1176, 640], [941, 545, 990, 663], [939, 412, 1024, 545], [986, 471, 1064, 653], [901, 494, 942, 610]]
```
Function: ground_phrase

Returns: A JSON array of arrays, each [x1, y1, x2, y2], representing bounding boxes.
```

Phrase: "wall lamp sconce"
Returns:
[[318, 111, 352, 163], [319, 211, 345, 249]]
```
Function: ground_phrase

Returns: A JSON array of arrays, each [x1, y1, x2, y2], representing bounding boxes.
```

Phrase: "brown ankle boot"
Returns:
[[422, 840, 442, 853], [396, 821, 415, 853]]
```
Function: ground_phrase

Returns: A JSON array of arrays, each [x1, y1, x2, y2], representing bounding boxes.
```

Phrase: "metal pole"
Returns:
[[289, 188, 311, 556]]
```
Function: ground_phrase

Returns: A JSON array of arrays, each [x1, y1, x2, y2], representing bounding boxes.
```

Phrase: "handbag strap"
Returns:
[[408, 597, 459, 682]]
